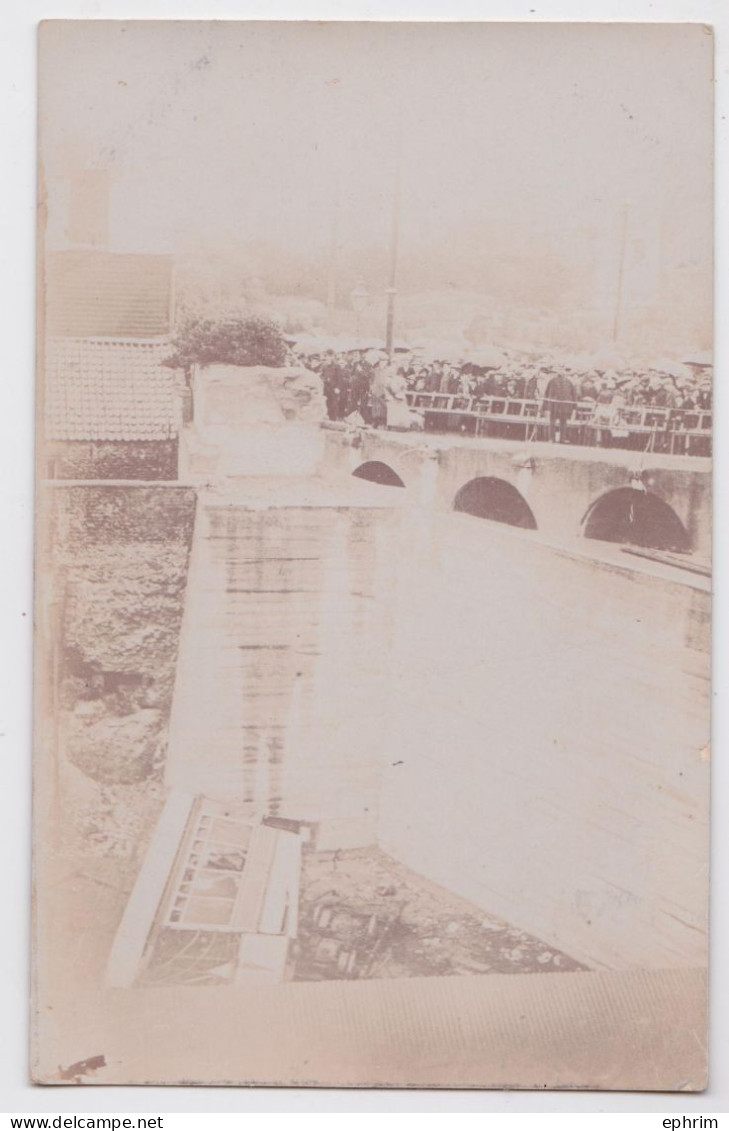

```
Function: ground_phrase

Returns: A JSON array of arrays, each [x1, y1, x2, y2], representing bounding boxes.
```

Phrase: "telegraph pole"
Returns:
[[325, 83, 343, 310], [385, 131, 403, 363], [612, 203, 629, 343], [326, 179, 341, 309]]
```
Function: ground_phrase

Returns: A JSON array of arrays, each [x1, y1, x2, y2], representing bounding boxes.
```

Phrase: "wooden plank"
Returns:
[[231, 824, 279, 932], [258, 830, 302, 937], [285, 835, 301, 939], [105, 789, 195, 988]]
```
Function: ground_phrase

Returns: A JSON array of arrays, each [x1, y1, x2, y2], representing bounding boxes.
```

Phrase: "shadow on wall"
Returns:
[[453, 477, 538, 529], [582, 488, 690, 552], [352, 461, 406, 488]]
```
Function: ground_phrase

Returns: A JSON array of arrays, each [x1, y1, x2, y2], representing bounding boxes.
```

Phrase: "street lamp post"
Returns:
[[385, 287, 397, 364], [612, 203, 630, 343], [385, 132, 403, 364], [350, 280, 369, 345]]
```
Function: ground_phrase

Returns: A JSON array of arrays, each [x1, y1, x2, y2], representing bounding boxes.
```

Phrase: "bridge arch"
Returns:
[[453, 476, 538, 529], [352, 460, 406, 488], [582, 487, 690, 552]]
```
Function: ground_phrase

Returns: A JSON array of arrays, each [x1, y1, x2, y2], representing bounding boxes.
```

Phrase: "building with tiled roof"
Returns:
[[42, 240, 182, 480], [45, 339, 179, 444], [43, 337, 181, 480], [46, 250, 174, 340]]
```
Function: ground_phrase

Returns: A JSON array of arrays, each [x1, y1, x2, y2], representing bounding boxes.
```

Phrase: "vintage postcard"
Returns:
[[33, 21, 712, 1088]]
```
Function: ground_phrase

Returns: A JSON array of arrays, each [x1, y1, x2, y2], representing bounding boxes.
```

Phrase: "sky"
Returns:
[[39, 20, 713, 279]]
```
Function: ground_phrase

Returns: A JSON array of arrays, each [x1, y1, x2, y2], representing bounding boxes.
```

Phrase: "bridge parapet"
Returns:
[[324, 427, 711, 559]]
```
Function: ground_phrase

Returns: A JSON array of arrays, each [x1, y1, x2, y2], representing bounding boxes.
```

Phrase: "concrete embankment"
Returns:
[[164, 471, 709, 972]]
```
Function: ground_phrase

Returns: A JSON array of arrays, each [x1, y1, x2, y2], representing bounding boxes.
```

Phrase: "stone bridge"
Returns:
[[182, 364, 711, 559], [323, 426, 711, 559]]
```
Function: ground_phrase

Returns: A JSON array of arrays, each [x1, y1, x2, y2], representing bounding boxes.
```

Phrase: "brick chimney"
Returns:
[[66, 168, 110, 248]]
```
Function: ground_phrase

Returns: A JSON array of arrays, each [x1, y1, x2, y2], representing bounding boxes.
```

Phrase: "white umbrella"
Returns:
[[682, 351, 713, 368], [464, 345, 509, 368], [419, 340, 469, 363], [648, 358, 693, 380], [556, 353, 595, 372]]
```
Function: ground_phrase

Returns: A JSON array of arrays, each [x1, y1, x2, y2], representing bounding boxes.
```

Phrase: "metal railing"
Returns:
[[404, 392, 712, 455]]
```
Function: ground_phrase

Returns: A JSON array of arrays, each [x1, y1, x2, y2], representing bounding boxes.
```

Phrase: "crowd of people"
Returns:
[[301, 347, 712, 447], [398, 357, 713, 413]]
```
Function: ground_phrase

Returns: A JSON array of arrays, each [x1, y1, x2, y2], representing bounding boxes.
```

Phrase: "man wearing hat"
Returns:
[[696, 379, 712, 411], [544, 367, 577, 443], [321, 350, 346, 421]]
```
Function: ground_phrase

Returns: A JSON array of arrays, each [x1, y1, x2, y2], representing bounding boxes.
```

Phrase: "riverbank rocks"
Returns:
[[65, 705, 163, 785]]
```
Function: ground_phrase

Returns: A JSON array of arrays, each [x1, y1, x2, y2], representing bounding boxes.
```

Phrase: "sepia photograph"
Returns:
[[32, 19, 712, 1089]]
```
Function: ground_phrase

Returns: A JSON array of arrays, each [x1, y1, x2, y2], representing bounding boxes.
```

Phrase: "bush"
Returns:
[[164, 315, 288, 370]]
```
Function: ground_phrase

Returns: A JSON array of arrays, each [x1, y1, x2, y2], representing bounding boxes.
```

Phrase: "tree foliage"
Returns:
[[163, 315, 288, 370]]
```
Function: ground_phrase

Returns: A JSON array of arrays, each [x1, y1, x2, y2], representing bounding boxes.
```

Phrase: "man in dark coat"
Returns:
[[425, 365, 441, 393], [544, 369, 577, 443], [696, 380, 712, 410], [349, 357, 374, 421], [321, 351, 346, 420]]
